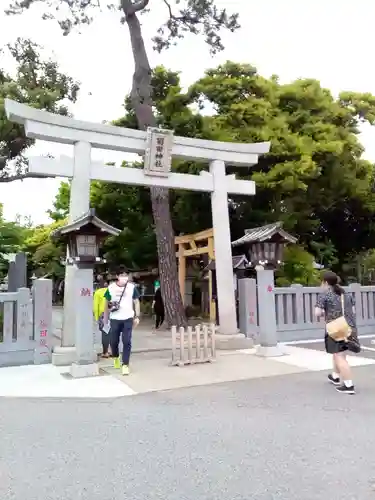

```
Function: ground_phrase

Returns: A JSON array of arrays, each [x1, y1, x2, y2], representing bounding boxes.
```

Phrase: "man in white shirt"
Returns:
[[103, 266, 140, 375]]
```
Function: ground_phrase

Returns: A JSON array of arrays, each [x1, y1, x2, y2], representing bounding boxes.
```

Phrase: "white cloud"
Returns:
[[1, 0, 375, 224]]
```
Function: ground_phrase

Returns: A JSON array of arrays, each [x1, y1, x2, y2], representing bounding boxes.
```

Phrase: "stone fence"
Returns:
[[239, 281, 375, 342], [0, 279, 52, 367]]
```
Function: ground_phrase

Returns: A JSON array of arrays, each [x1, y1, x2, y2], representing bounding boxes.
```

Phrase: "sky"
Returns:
[[1, 0, 375, 225]]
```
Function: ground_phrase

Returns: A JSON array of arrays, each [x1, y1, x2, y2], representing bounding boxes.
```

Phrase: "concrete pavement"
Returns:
[[99, 343, 375, 393], [0, 349, 306, 398], [287, 335, 375, 359], [101, 349, 305, 393], [1, 367, 375, 500], [0, 364, 135, 398], [1, 343, 374, 397], [52, 306, 174, 353]]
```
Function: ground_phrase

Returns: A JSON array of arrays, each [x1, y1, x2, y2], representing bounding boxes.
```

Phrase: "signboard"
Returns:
[[144, 127, 173, 177]]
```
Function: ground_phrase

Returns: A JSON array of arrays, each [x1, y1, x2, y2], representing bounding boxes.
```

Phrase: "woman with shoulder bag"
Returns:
[[315, 271, 360, 395]]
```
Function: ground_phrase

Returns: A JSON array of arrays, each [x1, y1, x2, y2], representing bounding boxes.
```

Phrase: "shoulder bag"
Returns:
[[326, 294, 351, 341], [109, 283, 128, 312]]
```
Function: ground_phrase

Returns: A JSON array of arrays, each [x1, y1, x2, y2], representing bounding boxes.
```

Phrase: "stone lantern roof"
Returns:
[[52, 209, 121, 240], [231, 222, 297, 247]]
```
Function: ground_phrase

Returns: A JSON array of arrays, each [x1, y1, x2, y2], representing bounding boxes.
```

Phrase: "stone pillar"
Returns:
[[33, 278, 53, 365], [8, 252, 27, 292], [238, 278, 258, 340], [7, 261, 17, 292], [348, 282, 363, 329], [70, 265, 99, 378], [210, 160, 237, 335], [57, 142, 91, 363], [15, 252, 27, 289], [256, 266, 283, 357]]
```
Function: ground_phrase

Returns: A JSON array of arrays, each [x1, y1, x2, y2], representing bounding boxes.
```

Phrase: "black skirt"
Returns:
[[324, 334, 349, 354], [324, 327, 359, 354]]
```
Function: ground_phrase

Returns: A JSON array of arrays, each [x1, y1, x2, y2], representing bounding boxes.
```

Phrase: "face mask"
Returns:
[[118, 276, 128, 286]]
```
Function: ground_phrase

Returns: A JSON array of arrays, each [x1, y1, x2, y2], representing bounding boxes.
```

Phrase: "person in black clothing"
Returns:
[[315, 271, 359, 395], [153, 286, 164, 330]]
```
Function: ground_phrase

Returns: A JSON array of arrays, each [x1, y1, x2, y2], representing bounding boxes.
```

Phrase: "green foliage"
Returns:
[[0, 202, 31, 279], [50, 172, 157, 270], [23, 219, 66, 279], [48, 62, 375, 276], [276, 246, 321, 287], [90, 175, 157, 270], [362, 250, 375, 276], [310, 240, 338, 270], [0, 38, 79, 181], [186, 62, 375, 270], [47, 182, 70, 221], [5, 1, 240, 55]]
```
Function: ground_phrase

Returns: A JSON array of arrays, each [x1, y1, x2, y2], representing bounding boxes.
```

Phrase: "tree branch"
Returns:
[[123, 0, 150, 16], [0, 173, 44, 183], [162, 0, 173, 18], [132, 0, 150, 13]]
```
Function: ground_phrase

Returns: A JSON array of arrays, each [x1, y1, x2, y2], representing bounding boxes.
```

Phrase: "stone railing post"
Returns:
[[291, 284, 304, 326], [256, 266, 283, 357], [238, 278, 258, 340], [348, 283, 362, 325], [33, 279, 53, 364], [17, 288, 31, 344]]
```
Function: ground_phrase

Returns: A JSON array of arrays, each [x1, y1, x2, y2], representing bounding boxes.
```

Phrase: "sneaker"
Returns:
[[113, 357, 121, 369], [122, 365, 130, 376], [328, 374, 340, 386], [336, 384, 355, 395]]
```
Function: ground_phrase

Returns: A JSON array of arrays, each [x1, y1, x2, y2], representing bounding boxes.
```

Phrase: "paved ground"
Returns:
[[52, 306, 175, 353], [2, 366, 375, 500], [290, 335, 375, 359], [101, 349, 306, 393], [0, 350, 308, 398], [2, 342, 375, 398]]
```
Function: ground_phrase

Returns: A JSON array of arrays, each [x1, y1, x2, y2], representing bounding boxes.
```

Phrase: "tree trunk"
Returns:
[[124, 6, 186, 327]]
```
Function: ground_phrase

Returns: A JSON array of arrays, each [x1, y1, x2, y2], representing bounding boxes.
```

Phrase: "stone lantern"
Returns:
[[231, 222, 297, 269], [232, 222, 297, 357], [53, 208, 120, 266], [52, 209, 120, 378]]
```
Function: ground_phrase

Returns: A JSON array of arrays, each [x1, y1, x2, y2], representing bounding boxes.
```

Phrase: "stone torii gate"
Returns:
[[5, 98, 270, 357]]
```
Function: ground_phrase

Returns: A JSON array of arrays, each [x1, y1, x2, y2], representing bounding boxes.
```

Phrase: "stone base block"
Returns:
[[70, 362, 99, 378], [52, 346, 76, 366], [52, 344, 102, 366], [256, 344, 284, 357], [215, 333, 254, 350]]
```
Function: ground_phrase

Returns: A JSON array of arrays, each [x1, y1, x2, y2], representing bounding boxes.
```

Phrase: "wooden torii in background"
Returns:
[[175, 228, 216, 322]]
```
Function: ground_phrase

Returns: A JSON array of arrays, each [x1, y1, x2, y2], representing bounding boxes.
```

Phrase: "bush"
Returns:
[[276, 245, 321, 286]]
